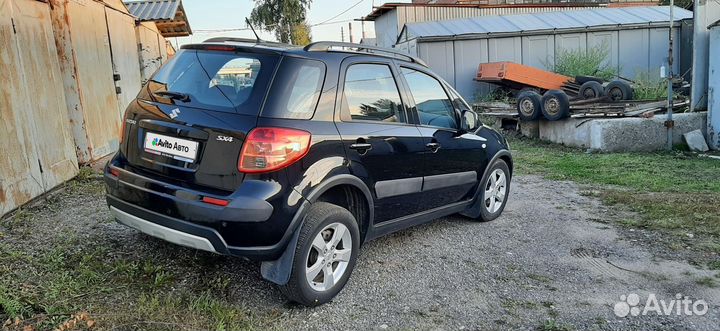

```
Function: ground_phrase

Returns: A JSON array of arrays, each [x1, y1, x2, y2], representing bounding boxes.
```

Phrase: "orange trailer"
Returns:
[[476, 62, 572, 91]]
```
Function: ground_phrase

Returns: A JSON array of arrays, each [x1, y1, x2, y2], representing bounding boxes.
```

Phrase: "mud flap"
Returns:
[[260, 223, 302, 285]]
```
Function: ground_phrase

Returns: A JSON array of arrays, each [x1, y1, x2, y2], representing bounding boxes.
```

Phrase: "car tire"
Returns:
[[579, 81, 605, 100], [541, 90, 571, 121], [516, 90, 542, 121], [475, 159, 511, 222], [279, 202, 360, 307], [605, 80, 634, 101]]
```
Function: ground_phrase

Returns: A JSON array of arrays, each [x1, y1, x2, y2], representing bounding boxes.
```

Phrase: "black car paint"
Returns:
[[104, 41, 511, 263]]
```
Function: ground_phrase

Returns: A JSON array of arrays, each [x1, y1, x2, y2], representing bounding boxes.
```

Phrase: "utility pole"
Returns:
[[349, 22, 354, 43], [666, 0, 675, 150]]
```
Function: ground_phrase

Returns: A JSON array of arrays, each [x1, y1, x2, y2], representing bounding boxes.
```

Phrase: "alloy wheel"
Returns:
[[484, 169, 507, 213], [305, 222, 352, 292]]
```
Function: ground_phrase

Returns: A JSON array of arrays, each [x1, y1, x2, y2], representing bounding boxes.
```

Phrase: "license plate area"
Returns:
[[144, 132, 199, 163]]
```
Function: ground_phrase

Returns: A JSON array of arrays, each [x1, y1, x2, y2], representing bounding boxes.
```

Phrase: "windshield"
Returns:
[[146, 49, 279, 114]]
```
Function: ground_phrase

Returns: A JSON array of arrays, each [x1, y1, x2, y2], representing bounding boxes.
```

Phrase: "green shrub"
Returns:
[[549, 43, 617, 81], [633, 72, 668, 100]]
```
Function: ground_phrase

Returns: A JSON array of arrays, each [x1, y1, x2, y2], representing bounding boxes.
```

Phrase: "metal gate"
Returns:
[[137, 22, 164, 85], [105, 6, 142, 115], [51, 0, 122, 164], [0, 0, 78, 216]]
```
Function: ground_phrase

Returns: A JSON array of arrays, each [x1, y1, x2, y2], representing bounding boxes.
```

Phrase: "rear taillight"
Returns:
[[238, 127, 311, 173]]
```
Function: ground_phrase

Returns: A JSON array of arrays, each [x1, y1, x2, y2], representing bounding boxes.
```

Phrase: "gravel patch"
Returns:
[[2, 175, 718, 330]]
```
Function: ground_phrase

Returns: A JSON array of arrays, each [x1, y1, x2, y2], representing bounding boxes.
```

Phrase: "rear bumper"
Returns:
[[110, 205, 220, 254], [108, 195, 230, 254], [104, 155, 303, 261], [107, 194, 293, 260]]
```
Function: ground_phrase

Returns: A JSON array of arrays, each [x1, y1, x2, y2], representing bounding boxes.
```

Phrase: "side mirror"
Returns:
[[461, 110, 480, 132]]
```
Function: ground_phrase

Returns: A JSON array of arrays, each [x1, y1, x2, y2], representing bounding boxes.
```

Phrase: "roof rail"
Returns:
[[202, 37, 290, 46], [304, 41, 427, 67]]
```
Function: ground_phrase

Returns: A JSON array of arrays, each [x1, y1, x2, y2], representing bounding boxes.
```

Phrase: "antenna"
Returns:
[[245, 18, 261, 42]]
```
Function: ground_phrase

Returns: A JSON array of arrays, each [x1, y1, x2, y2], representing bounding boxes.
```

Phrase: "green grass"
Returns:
[[0, 237, 259, 330], [510, 136, 720, 257], [696, 277, 718, 288], [538, 319, 573, 331], [0, 177, 263, 331]]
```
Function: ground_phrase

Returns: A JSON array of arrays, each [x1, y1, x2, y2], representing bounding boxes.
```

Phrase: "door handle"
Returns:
[[349, 143, 372, 153], [426, 142, 441, 152]]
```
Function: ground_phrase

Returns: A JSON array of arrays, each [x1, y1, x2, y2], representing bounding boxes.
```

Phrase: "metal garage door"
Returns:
[[0, 0, 78, 216], [105, 6, 142, 116]]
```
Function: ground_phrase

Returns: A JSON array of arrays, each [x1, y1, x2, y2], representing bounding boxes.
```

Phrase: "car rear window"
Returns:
[[147, 49, 279, 114], [261, 56, 326, 119]]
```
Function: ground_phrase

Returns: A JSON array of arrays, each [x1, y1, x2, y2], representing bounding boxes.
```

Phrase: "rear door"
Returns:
[[120, 48, 279, 193], [334, 57, 427, 223], [398, 65, 488, 211]]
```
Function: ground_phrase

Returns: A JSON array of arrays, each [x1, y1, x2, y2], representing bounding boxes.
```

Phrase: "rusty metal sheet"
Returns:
[[0, 0, 78, 217], [136, 22, 164, 85], [105, 6, 142, 116], [65, 0, 122, 162]]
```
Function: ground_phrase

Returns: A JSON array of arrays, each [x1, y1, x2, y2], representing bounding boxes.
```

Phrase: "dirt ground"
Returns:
[[1, 174, 719, 330]]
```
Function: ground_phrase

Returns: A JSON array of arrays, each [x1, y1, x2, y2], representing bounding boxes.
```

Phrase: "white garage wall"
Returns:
[[453, 39, 490, 100], [618, 29, 650, 79], [522, 35, 554, 70], [417, 41, 455, 87]]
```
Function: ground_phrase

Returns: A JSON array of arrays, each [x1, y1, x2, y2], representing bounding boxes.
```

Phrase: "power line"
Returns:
[[315, 0, 365, 26], [192, 0, 368, 34]]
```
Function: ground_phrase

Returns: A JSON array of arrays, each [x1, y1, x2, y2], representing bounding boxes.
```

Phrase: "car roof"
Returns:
[[181, 38, 427, 67]]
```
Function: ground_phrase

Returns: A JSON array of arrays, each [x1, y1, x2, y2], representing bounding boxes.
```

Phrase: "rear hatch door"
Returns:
[[120, 47, 280, 193]]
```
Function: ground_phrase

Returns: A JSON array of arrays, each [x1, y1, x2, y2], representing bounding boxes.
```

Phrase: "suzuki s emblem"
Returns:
[[169, 108, 180, 119]]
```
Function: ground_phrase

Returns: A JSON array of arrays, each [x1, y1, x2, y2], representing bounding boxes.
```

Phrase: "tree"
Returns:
[[249, 0, 312, 44], [660, 0, 693, 11], [291, 22, 312, 46]]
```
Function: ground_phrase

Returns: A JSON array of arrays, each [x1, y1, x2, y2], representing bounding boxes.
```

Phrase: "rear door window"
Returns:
[[261, 57, 326, 119], [342, 63, 406, 123], [147, 49, 278, 114]]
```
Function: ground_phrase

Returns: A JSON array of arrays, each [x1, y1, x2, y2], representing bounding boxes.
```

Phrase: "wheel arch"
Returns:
[[462, 149, 513, 219], [261, 174, 374, 285]]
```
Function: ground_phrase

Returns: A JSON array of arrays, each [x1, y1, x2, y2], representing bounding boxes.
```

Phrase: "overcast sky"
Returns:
[[171, 0, 411, 47]]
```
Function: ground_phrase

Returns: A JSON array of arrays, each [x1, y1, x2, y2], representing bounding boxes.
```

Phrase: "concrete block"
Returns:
[[519, 120, 540, 138], [683, 129, 710, 152], [539, 118, 593, 148], [537, 112, 708, 152]]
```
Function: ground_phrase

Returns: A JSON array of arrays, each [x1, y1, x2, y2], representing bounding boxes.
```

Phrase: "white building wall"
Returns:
[[418, 41, 455, 85], [375, 9, 400, 48], [404, 27, 682, 102], [707, 26, 720, 149], [453, 39, 490, 101]]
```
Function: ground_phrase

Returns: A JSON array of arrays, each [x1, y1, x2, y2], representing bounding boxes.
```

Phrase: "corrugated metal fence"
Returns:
[[1, 0, 171, 217]]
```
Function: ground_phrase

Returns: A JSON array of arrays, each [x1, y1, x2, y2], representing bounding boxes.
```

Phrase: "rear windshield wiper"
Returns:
[[154, 91, 191, 102]]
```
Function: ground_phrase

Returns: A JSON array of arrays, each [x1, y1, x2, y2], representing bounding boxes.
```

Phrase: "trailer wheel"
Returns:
[[579, 81, 605, 99], [605, 80, 634, 101], [541, 90, 570, 121], [516, 90, 542, 121]]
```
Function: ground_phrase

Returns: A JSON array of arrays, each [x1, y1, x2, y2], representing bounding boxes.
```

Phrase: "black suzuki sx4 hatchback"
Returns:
[[105, 38, 512, 306]]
